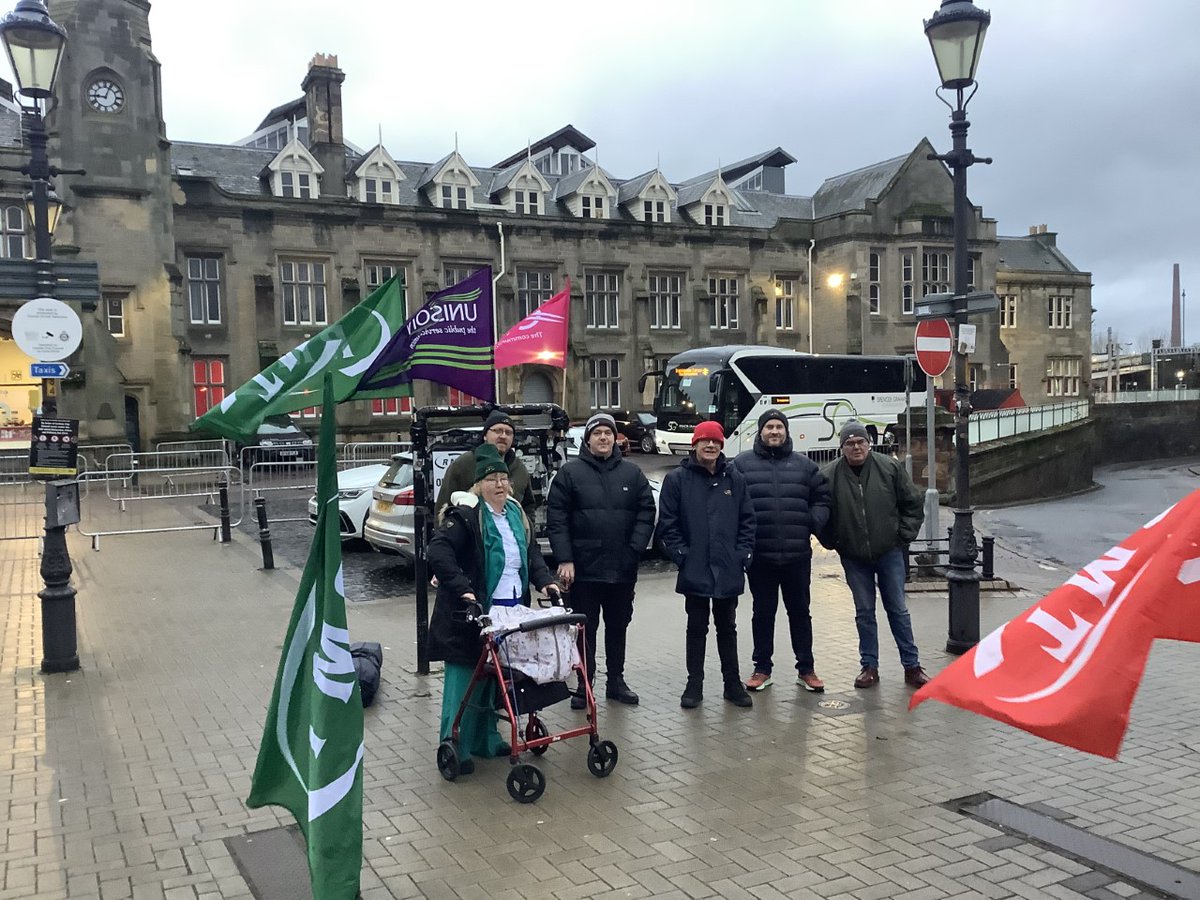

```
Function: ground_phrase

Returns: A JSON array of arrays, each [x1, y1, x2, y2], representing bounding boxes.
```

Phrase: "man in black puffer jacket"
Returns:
[[547, 412, 656, 709], [731, 409, 831, 694]]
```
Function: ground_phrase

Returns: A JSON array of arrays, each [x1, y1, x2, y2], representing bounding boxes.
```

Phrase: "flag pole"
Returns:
[[492, 223, 506, 403]]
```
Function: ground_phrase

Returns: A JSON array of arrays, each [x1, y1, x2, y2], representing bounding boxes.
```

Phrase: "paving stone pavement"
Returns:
[[2, 499, 1198, 900]]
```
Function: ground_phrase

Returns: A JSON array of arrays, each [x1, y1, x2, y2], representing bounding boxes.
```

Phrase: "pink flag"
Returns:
[[910, 489, 1200, 758], [494, 279, 570, 369]]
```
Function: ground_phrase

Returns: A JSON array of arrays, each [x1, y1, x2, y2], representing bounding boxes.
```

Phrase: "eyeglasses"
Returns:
[[488, 427, 515, 438], [483, 474, 510, 485], [843, 438, 870, 449]]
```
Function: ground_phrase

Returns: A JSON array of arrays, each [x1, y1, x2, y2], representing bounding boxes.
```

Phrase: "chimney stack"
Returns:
[[302, 53, 346, 189], [1171, 263, 1182, 348]]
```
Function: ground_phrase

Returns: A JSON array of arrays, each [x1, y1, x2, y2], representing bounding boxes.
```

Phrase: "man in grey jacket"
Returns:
[[820, 420, 930, 689]]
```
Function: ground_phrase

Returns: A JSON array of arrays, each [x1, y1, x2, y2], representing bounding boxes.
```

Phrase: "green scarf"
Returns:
[[480, 498, 529, 609]]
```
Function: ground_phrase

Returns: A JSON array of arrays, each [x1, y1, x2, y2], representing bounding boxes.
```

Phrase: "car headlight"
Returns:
[[336, 489, 366, 501], [260, 439, 275, 446]]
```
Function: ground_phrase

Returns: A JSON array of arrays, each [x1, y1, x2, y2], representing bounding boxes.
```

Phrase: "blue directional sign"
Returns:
[[30, 362, 70, 379]]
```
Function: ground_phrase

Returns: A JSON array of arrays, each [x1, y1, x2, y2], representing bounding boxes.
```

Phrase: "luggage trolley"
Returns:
[[436, 601, 619, 803]]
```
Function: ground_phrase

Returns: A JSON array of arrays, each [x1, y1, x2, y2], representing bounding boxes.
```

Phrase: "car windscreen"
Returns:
[[380, 459, 413, 488], [258, 414, 304, 436]]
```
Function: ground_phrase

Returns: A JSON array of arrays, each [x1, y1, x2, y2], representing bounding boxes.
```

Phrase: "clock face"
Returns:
[[86, 78, 124, 113]]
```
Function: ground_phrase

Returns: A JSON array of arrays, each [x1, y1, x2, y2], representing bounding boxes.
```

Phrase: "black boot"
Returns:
[[571, 672, 592, 710], [606, 677, 639, 705], [723, 678, 753, 707], [680, 678, 703, 709]]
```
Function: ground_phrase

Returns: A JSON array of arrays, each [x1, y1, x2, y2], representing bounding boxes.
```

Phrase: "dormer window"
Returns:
[[515, 190, 540, 215], [559, 150, 581, 175], [352, 147, 404, 205], [643, 200, 666, 223], [281, 170, 313, 199], [441, 184, 469, 210], [364, 178, 392, 204], [267, 139, 323, 200], [582, 195, 605, 219], [705, 203, 726, 226]]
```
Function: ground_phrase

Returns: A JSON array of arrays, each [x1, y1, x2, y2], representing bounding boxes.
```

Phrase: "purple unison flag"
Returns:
[[355, 268, 494, 402]]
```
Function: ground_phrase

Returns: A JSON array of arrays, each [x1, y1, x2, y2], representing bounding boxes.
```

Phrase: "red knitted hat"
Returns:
[[691, 420, 725, 446]]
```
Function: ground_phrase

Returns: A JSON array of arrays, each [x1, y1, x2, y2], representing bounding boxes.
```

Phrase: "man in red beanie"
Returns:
[[655, 420, 756, 709]]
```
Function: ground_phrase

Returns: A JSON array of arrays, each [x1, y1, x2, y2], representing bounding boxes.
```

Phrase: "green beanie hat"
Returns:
[[473, 443, 509, 484]]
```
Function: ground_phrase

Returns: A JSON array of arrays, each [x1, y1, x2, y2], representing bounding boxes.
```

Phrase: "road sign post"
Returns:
[[914, 318, 954, 565]]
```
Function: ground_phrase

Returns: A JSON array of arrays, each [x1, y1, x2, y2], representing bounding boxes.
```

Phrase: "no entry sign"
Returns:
[[914, 318, 954, 377]]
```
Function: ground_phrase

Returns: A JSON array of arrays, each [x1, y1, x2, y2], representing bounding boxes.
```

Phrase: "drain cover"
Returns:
[[950, 793, 1200, 899], [818, 699, 851, 709], [225, 825, 313, 899]]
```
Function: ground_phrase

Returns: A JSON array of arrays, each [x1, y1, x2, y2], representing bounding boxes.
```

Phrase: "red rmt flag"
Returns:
[[494, 279, 570, 369], [910, 490, 1200, 758]]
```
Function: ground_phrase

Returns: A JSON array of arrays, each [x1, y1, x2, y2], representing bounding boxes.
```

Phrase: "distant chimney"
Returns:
[[302, 53, 346, 188], [1171, 263, 1182, 348], [1039, 224, 1047, 234], [1029, 225, 1037, 235]]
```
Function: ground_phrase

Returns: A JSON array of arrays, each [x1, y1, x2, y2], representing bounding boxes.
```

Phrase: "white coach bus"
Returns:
[[640, 346, 925, 460]]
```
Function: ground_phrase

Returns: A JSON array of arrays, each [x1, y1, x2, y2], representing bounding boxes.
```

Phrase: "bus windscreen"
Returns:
[[658, 365, 716, 419]]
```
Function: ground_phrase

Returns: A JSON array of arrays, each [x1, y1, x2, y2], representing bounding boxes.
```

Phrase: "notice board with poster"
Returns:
[[29, 416, 79, 477]]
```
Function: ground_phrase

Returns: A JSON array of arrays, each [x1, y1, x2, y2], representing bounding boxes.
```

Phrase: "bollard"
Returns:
[[981, 536, 995, 581], [254, 496, 274, 570], [218, 482, 232, 544]]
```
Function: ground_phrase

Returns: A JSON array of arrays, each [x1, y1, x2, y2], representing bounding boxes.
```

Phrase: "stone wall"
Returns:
[[1090, 401, 1200, 462]]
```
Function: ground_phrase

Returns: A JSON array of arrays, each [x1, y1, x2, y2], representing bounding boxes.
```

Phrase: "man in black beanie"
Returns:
[[731, 409, 831, 693], [436, 409, 536, 520], [547, 411, 656, 708]]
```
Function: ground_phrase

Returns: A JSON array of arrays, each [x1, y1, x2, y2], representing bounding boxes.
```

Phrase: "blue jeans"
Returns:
[[840, 547, 920, 670]]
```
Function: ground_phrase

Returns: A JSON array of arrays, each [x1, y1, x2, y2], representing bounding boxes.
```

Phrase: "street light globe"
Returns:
[[826, 273, 844, 289], [1177, 370, 1186, 381], [0, 0, 67, 98], [924, 0, 991, 91], [24, 185, 61, 235]]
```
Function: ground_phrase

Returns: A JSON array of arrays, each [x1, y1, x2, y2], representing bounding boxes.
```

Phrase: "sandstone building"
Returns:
[[0, 0, 1092, 448]]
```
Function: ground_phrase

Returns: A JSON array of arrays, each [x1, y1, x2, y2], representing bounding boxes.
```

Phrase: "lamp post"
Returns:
[[1, 0, 78, 673], [924, 0, 991, 655]]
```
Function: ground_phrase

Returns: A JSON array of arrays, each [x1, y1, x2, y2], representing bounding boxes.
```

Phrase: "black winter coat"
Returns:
[[655, 453, 755, 598], [545, 446, 656, 583], [426, 497, 555, 666], [731, 435, 831, 564]]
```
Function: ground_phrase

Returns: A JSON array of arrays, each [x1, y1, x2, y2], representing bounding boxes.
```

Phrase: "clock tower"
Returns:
[[46, 0, 177, 443]]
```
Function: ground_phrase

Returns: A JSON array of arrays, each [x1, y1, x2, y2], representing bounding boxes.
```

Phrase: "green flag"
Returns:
[[192, 275, 408, 443], [246, 377, 364, 900]]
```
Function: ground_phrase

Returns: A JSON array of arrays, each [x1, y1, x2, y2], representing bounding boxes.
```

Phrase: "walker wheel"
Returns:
[[587, 740, 619, 778], [526, 717, 550, 756], [506, 764, 546, 803], [436, 740, 460, 781]]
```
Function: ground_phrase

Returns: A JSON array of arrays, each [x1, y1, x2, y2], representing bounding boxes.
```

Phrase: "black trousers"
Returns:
[[569, 580, 635, 689], [683, 595, 741, 684], [747, 557, 815, 675]]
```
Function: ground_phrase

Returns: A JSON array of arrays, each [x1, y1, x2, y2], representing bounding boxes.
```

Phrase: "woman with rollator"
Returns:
[[426, 443, 560, 774]]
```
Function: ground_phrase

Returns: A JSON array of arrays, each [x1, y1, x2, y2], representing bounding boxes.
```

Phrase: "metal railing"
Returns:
[[969, 400, 1089, 445], [341, 441, 410, 463], [1092, 389, 1200, 404]]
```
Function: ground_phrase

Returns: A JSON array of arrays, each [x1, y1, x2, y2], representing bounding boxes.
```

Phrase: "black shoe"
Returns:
[[680, 679, 703, 709], [457, 757, 475, 776], [606, 679, 640, 705], [570, 692, 587, 710], [723, 680, 753, 708]]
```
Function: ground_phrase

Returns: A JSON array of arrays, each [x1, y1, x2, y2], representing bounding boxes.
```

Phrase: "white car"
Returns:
[[363, 454, 416, 560], [307, 463, 390, 540]]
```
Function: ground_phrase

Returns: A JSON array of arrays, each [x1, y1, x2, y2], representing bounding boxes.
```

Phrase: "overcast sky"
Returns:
[[140, 0, 1199, 351]]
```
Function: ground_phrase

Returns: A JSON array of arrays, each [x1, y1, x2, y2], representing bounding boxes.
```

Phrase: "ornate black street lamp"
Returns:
[[1, 0, 79, 673], [924, 0, 991, 654]]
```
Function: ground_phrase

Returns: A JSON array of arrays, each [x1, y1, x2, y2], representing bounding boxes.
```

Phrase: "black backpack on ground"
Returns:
[[350, 642, 383, 707]]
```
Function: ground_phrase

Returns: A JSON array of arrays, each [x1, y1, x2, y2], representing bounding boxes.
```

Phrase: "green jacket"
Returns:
[[819, 452, 924, 562], [435, 445, 536, 521]]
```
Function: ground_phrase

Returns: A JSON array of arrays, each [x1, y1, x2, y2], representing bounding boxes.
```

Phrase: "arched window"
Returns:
[[1, 205, 29, 258]]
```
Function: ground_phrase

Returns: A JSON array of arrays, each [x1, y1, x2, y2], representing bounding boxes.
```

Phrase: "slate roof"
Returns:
[[171, 141, 275, 194], [616, 169, 657, 205], [683, 147, 797, 190], [256, 98, 305, 131], [487, 159, 526, 196], [552, 164, 613, 200], [0, 107, 22, 149], [996, 235, 1080, 274], [812, 153, 908, 218]]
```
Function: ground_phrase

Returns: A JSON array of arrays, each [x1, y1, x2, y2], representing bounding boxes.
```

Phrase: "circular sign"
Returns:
[[12, 298, 83, 362], [914, 318, 954, 377]]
